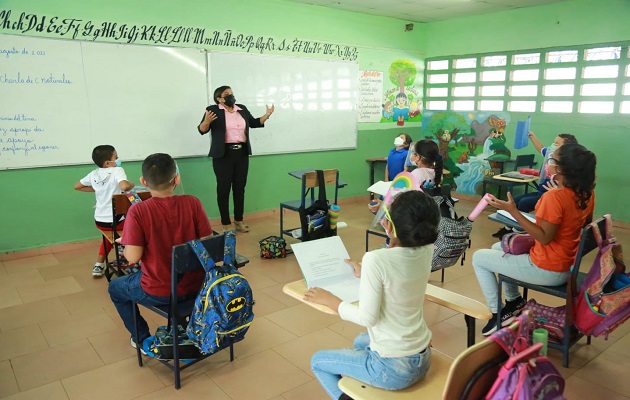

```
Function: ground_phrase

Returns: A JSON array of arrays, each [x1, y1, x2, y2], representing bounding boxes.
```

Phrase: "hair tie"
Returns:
[[435, 154, 443, 161]]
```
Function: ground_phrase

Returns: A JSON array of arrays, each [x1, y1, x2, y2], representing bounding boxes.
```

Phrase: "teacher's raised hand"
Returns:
[[260, 104, 275, 123], [204, 109, 218, 124]]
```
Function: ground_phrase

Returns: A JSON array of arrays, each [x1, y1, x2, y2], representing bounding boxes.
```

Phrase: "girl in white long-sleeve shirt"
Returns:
[[305, 190, 440, 400]]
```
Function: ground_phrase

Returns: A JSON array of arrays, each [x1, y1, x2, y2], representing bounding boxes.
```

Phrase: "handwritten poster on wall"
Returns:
[[358, 70, 384, 123]]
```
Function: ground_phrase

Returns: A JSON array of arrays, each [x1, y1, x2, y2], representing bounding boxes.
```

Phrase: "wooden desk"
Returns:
[[288, 169, 347, 188], [366, 158, 387, 199], [283, 279, 491, 346], [491, 173, 537, 184]]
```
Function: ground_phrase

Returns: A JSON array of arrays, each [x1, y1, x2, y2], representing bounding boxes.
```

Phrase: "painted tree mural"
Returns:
[[388, 60, 416, 94], [423, 111, 470, 160]]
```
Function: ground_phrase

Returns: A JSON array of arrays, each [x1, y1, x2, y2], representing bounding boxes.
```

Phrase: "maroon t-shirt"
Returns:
[[121, 195, 213, 297]]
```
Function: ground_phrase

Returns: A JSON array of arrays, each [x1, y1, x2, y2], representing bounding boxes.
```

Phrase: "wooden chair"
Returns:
[[133, 233, 243, 389], [338, 317, 524, 399], [496, 215, 607, 367], [482, 154, 535, 199], [279, 169, 339, 242], [97, 191, 152, 281]]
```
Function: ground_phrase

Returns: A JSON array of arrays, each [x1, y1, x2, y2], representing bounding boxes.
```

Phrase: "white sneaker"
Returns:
[[92, 265, 105, 277], [130, 337, 148, 356]]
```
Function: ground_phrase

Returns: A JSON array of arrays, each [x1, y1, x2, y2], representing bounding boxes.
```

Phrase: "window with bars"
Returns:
[[424, 42, 630, 114]]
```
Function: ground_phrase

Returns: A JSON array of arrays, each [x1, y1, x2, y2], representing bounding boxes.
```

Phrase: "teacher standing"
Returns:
[[197, 85, 274, 233]]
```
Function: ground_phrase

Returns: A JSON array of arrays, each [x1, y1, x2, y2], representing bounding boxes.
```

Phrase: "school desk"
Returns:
[[283, 279, 491, 346], [366, 158, 387, 199]]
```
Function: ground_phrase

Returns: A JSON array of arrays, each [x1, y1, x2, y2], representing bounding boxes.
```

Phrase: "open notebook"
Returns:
[[498, 209, 536, 224], [291, 236, 360, 303]]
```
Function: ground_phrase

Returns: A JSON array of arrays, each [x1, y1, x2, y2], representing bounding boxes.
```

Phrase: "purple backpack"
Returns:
[[486, 313, 565, 400]]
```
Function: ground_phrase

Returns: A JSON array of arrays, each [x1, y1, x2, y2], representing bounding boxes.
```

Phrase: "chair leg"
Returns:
[[464, 315, 475, 347], [279, 205, 284, 239], [441, 268, 445, 283], [523, 287, 528, 300], [496, 277, 503, 330], [172, 319, 181, 390], [365, 230, 369, 252], [587, 335, 591, 345], [230, 342, 234, 361], [133, 302, 143, 367]]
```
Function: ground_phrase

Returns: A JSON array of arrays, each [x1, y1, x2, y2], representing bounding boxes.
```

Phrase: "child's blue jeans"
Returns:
[[311, 332, 431, 399]]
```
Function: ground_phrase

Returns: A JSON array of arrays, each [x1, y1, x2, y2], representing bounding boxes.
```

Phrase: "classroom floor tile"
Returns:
[[0, 196, 629, 399]]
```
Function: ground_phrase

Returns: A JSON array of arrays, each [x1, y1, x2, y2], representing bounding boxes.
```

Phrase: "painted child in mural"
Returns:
[[409, 101, 420, 118], [381, 101, 394, 120], [393, 92, 410, 126]]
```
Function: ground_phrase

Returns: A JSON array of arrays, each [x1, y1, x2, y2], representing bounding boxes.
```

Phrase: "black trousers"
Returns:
[[212, 147, 249, 225]]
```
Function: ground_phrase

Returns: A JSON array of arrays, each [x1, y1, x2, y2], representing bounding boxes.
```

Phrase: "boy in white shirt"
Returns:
[[74, 145, 134, 277]]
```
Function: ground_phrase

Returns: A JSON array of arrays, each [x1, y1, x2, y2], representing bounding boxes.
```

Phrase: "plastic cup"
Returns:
[[532, 328, 549, 356], [329, 204, 341, 229], [468, 193, 492, 222]]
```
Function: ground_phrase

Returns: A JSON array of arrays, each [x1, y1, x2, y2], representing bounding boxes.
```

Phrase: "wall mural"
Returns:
[[0, 9, 358, 61], [421, 110, 512, 195], [380, 59, 421, 126]]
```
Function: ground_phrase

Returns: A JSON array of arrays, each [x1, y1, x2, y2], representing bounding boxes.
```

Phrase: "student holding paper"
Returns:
[[473, 143, 596, 336], [305, 190, 441, 400]]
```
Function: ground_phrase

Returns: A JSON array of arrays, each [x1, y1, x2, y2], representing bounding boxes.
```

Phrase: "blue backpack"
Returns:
[[186, 231, 254, 355]]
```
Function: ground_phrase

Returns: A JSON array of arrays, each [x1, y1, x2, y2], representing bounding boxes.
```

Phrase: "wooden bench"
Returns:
[[282, 280, 491, 347], [339, 349, 453, 399]]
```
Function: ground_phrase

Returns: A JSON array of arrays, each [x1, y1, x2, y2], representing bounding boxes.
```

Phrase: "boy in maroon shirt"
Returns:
[[108, 153, 213, 352]]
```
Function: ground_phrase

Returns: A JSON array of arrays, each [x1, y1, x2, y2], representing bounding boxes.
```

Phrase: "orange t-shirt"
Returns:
[[529, 187, 595, 272]]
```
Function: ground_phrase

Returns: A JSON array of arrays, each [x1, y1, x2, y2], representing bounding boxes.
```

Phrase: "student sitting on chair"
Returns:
[[473, 143, 596, 336], [305, 190, 440, 400], [492, 132, 578, 239], [108, 153, 213, 353], [74, 145, 134, 278]]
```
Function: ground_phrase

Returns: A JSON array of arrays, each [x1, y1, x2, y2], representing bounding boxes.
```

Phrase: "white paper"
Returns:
[[367, 180, 392, 197], [498, 210, 536, 224], [291, 236, 360, 302]]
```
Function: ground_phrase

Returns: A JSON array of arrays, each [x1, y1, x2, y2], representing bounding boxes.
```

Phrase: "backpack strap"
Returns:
[[188, 239, 217, 273], [223, 230, 237, 271]]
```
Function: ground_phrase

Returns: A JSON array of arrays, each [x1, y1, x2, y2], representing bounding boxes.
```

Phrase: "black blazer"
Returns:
[[197, 104, 264, 158]]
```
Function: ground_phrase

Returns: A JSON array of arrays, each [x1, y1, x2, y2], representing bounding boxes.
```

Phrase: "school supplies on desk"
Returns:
[[291, 236, 359, 303]]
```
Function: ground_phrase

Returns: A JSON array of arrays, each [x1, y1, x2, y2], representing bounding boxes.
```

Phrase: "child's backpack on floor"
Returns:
[[574, 214, 630, 338], [486, 312, 566, 400], [431, 193, 472, 271], [187, 231, 254, 355]]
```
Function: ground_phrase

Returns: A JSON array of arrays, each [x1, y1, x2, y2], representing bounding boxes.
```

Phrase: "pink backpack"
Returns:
[[486, 313, 565, 400], [501, 232, 535, 255]]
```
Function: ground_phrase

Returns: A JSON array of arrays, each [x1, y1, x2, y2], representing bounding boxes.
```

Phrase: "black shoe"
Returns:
[[482, 313, 499, 336], [492, 227, 512, 239], [502, 296, 527, 325]]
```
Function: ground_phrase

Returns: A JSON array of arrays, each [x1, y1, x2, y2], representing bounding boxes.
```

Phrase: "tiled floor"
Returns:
[[1, 196, 629, 399]]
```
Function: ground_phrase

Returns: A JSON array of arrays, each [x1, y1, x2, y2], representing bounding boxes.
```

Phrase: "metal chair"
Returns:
[[279, 169, 339, 242], [482, 154, 536, 199], [133, 232, 248, 389], [496, 215, 607, 367]]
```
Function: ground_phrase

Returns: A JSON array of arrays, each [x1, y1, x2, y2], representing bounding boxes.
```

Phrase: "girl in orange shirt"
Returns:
[[472, 143, 596, 335]]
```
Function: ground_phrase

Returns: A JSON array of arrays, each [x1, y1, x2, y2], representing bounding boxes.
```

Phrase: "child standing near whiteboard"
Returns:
[[74, 145, 134, 277], [385, 133, 413, 181], [305, 190, 440, 399]]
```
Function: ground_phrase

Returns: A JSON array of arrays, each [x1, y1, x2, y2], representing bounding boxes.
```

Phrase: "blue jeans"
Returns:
[[311, 332, 431, 399], [472, 242, 569, 313], [108, 271, 170, 343]]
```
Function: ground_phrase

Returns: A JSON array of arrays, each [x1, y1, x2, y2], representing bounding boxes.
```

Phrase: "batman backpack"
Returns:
[[186, 231, 254, 355]]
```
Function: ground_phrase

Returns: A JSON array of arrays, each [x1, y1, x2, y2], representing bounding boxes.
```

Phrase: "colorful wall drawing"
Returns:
[[380, 59, 421, 126], [421, 110, 512, 194]]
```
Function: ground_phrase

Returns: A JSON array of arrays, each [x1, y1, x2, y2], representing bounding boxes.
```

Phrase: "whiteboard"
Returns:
[[208, 52, 358, 155], [0, 34, 209, 169]]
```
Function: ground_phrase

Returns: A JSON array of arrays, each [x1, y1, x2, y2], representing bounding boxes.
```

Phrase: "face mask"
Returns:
[[223, 94, 236, 107], [394, 137, 405, 147], [548, 143, 557, 154], [115, 159, 122, 168]]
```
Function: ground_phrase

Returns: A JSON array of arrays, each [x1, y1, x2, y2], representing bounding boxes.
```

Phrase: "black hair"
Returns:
[[558, 133, 578, 145], [414, 139, 443, 186], [401, 133, 413, 149], [389, 190, 440, 248], [92, 145, 115, 167], [213, 85, 231, 104], [142, 153, 177, 190], [554, 143, 596, 210]]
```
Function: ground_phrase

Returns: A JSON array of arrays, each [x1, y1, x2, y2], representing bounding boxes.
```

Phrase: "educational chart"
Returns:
[[208, 51, 359, 155], [0, 34, 209, 169], [358, 70, 384, 123]]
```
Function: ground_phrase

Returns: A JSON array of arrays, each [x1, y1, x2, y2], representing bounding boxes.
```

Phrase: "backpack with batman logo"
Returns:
[[186, 231, 254, 355]]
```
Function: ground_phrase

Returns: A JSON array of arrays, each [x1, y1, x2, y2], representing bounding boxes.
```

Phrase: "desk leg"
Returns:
[[465, 315, 476, 347]]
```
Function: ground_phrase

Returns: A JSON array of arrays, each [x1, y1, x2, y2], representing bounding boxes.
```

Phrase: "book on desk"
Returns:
[[291, 236, 360, 303], [497, 210, 536, 224]]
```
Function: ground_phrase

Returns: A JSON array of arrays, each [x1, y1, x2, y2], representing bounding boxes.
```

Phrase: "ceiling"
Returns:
[[283, 0, 570, 23]]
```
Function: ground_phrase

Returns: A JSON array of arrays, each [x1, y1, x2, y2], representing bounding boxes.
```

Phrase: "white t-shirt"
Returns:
[[80, 167, 128, 223], [338, 246, 433, 357], [411, 167, 435, 188]]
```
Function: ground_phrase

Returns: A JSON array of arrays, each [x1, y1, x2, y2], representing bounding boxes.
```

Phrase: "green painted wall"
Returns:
[[0, 0, 424, 252], [422, 0, 630, 223], [1, 0, 628, 253]]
